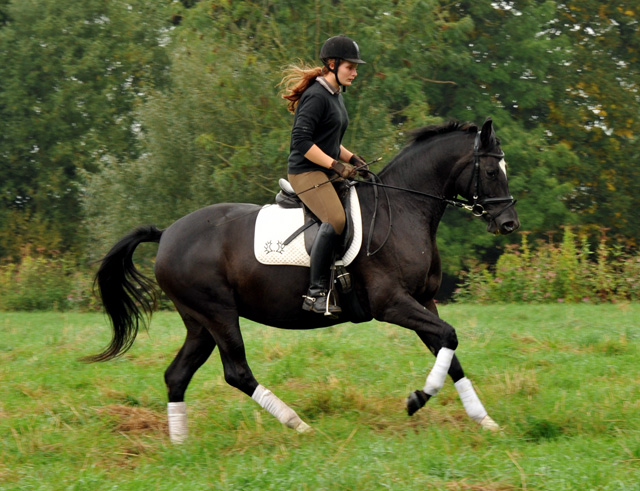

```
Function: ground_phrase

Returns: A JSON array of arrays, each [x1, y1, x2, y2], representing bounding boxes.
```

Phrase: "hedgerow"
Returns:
[[0, 248, 98, 311], [2, 228, 638, 311], [454, 228, 640, 303]]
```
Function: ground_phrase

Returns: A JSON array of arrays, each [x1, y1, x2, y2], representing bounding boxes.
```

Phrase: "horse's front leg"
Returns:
[[406, 347, 499, 431], [380, 297, 499, 431]]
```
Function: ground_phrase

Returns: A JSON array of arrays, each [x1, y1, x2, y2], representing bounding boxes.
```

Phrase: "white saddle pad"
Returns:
[[254, 187, 362, 267]]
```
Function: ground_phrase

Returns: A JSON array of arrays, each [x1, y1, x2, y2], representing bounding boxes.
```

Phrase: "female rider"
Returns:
[[281, 35, 366, 316]]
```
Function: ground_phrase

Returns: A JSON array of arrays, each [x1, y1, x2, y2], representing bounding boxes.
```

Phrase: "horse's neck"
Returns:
[[371, 135, 472, 235], [381, 138, 467, 197]]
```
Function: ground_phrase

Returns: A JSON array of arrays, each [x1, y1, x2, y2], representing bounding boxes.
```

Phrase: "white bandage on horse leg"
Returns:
[[454, 377, 487, 422], [423, 347, 455, 396], [454, 377, 500, 430], [252, 384, 311, 433], [167, 402, 188, 444]]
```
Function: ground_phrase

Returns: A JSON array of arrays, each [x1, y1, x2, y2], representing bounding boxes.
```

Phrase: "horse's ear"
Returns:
[[480, 117, 495, 148]]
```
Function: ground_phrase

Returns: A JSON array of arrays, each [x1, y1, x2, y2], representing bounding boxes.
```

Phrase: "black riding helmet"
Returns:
[[320, 35, 365, 91]]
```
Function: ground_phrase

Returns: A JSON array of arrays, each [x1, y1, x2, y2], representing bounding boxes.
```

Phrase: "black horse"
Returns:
[[89, 118, 519, 442]]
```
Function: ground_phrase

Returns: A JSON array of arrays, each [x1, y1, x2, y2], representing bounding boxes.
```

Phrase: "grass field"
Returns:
[[1, 304, 639, 490]]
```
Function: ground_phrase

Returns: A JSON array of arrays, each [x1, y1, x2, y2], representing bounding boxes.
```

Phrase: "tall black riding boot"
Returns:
[[303, 222, 342, 316]]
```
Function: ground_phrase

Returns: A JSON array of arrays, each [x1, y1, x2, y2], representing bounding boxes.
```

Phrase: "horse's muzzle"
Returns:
[[484, 200, 520, 235], [487, 212, 520, 235], [498, 219, 520, 235]]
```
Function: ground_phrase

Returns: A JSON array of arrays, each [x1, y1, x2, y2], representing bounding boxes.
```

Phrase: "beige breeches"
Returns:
[[288, 171, 346, 235]]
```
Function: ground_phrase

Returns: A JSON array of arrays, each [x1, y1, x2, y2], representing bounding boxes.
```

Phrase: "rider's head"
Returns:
[[320, 35, 366, 91]]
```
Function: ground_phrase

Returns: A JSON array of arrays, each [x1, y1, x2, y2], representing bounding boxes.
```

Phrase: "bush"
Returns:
[[454, 228, 640, 303], [0, 248, 99, 311]]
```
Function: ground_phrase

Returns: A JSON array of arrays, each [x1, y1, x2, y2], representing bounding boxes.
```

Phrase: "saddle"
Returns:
[[253, 178, 367, 321], [253, 179, 362, 268], [275, 178, 355, 256]]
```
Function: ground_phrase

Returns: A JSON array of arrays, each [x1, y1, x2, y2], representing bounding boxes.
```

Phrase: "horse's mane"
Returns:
[[407, 120, 477, 145], [381, 120, 480, 176]]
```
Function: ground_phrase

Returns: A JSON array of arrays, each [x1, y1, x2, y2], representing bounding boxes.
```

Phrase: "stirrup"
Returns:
[[302, 291, 341, 317]]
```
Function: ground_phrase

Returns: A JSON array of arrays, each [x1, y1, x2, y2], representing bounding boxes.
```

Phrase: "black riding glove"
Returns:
[[349, 154, 367, 168], [350, 154, 371, 176]]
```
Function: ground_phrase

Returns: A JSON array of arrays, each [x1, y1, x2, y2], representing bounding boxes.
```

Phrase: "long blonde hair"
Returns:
[[279, 60, 334, 113]]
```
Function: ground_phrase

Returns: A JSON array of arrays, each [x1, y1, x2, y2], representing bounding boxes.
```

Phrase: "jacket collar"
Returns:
[[315, 76, 339, 95]]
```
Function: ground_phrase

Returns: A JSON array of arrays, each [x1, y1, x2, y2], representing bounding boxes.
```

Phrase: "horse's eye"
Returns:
[[486, 169, 498, 178]]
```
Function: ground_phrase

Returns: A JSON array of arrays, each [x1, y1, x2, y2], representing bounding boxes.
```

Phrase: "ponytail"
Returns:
[[279, 61, 332, 113]]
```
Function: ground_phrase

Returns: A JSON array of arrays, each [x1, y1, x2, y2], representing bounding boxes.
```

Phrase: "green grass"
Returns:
[[1, 304, 639, 490]]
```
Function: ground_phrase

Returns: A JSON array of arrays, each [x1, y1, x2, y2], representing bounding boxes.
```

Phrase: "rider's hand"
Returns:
[[349, 154, 367, 168], [331, 160, 357, 179], [350, 154, 371, 177]]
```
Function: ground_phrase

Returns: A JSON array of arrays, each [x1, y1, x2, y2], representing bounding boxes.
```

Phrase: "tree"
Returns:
[[542, 2, 640, 244], [0, 0, 170, 259]]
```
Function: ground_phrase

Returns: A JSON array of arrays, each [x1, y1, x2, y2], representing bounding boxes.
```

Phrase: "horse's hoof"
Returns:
[[295, 421, 313, 433], [407, 390, 430, 416], [480, 415, 500, 432]]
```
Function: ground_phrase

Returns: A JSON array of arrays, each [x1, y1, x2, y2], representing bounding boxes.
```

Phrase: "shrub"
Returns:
[[0, 248, 98, 311], [454, 228, 640, 303]]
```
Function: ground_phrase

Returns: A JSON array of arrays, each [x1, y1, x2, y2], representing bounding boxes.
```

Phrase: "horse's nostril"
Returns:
[[501, 221, 516, 233]]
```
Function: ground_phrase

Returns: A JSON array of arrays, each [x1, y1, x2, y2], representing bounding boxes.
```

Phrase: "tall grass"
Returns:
[[1, 305, 639, 490]]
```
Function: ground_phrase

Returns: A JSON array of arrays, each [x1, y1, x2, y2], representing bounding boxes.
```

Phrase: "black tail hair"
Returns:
[[82, 226, 163, 362]]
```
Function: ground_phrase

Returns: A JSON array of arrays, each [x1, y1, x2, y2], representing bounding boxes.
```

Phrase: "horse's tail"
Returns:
[[83, 225, 164, 363]]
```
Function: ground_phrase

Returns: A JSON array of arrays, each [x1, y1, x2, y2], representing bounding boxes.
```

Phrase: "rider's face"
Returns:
[[336, 61, 359, 87]]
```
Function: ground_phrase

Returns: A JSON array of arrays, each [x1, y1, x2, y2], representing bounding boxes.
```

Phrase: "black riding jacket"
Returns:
[[287, 78, 349, 176]]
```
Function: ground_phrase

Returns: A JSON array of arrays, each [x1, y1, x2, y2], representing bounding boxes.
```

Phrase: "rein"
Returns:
[[354, 131, 517, 255], [360, 132, 516, 216]]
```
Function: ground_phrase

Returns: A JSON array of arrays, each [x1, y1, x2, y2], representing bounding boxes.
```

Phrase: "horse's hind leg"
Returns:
[[182, 303, 312, 434], [166, 312, 217, 402], [211, 316, 312, 434], [164, 312, 217, 443]]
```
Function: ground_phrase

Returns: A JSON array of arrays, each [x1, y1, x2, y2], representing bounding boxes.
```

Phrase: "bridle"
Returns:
[[358, 131, 516, 218], [455, 131, 517, 222], [355, 130, 517, 255]]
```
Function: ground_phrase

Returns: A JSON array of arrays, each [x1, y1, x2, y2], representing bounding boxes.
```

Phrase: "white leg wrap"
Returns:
[[252, 385, 311, 433], [455, 377, 500, 431], [423, 347, 455, 396], [167, 402, 188, 444]]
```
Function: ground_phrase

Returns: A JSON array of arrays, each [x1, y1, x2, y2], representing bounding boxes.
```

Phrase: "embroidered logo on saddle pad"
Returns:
[[254, 187, 362, 267]]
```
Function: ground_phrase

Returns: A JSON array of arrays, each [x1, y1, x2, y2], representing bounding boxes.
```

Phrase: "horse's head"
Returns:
[[458, 118, 520, 235]]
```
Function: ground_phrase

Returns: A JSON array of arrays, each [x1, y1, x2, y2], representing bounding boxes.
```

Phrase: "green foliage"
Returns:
[[2, 0, 639, 281], [0, 0, 170, 260], [540, 3, 640, 242], [455, 228, 640, 303], [0, 250, 98, 311]]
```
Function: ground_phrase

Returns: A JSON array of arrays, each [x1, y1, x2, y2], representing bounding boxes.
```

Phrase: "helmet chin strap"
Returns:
[[327, 59, 346, 92]]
